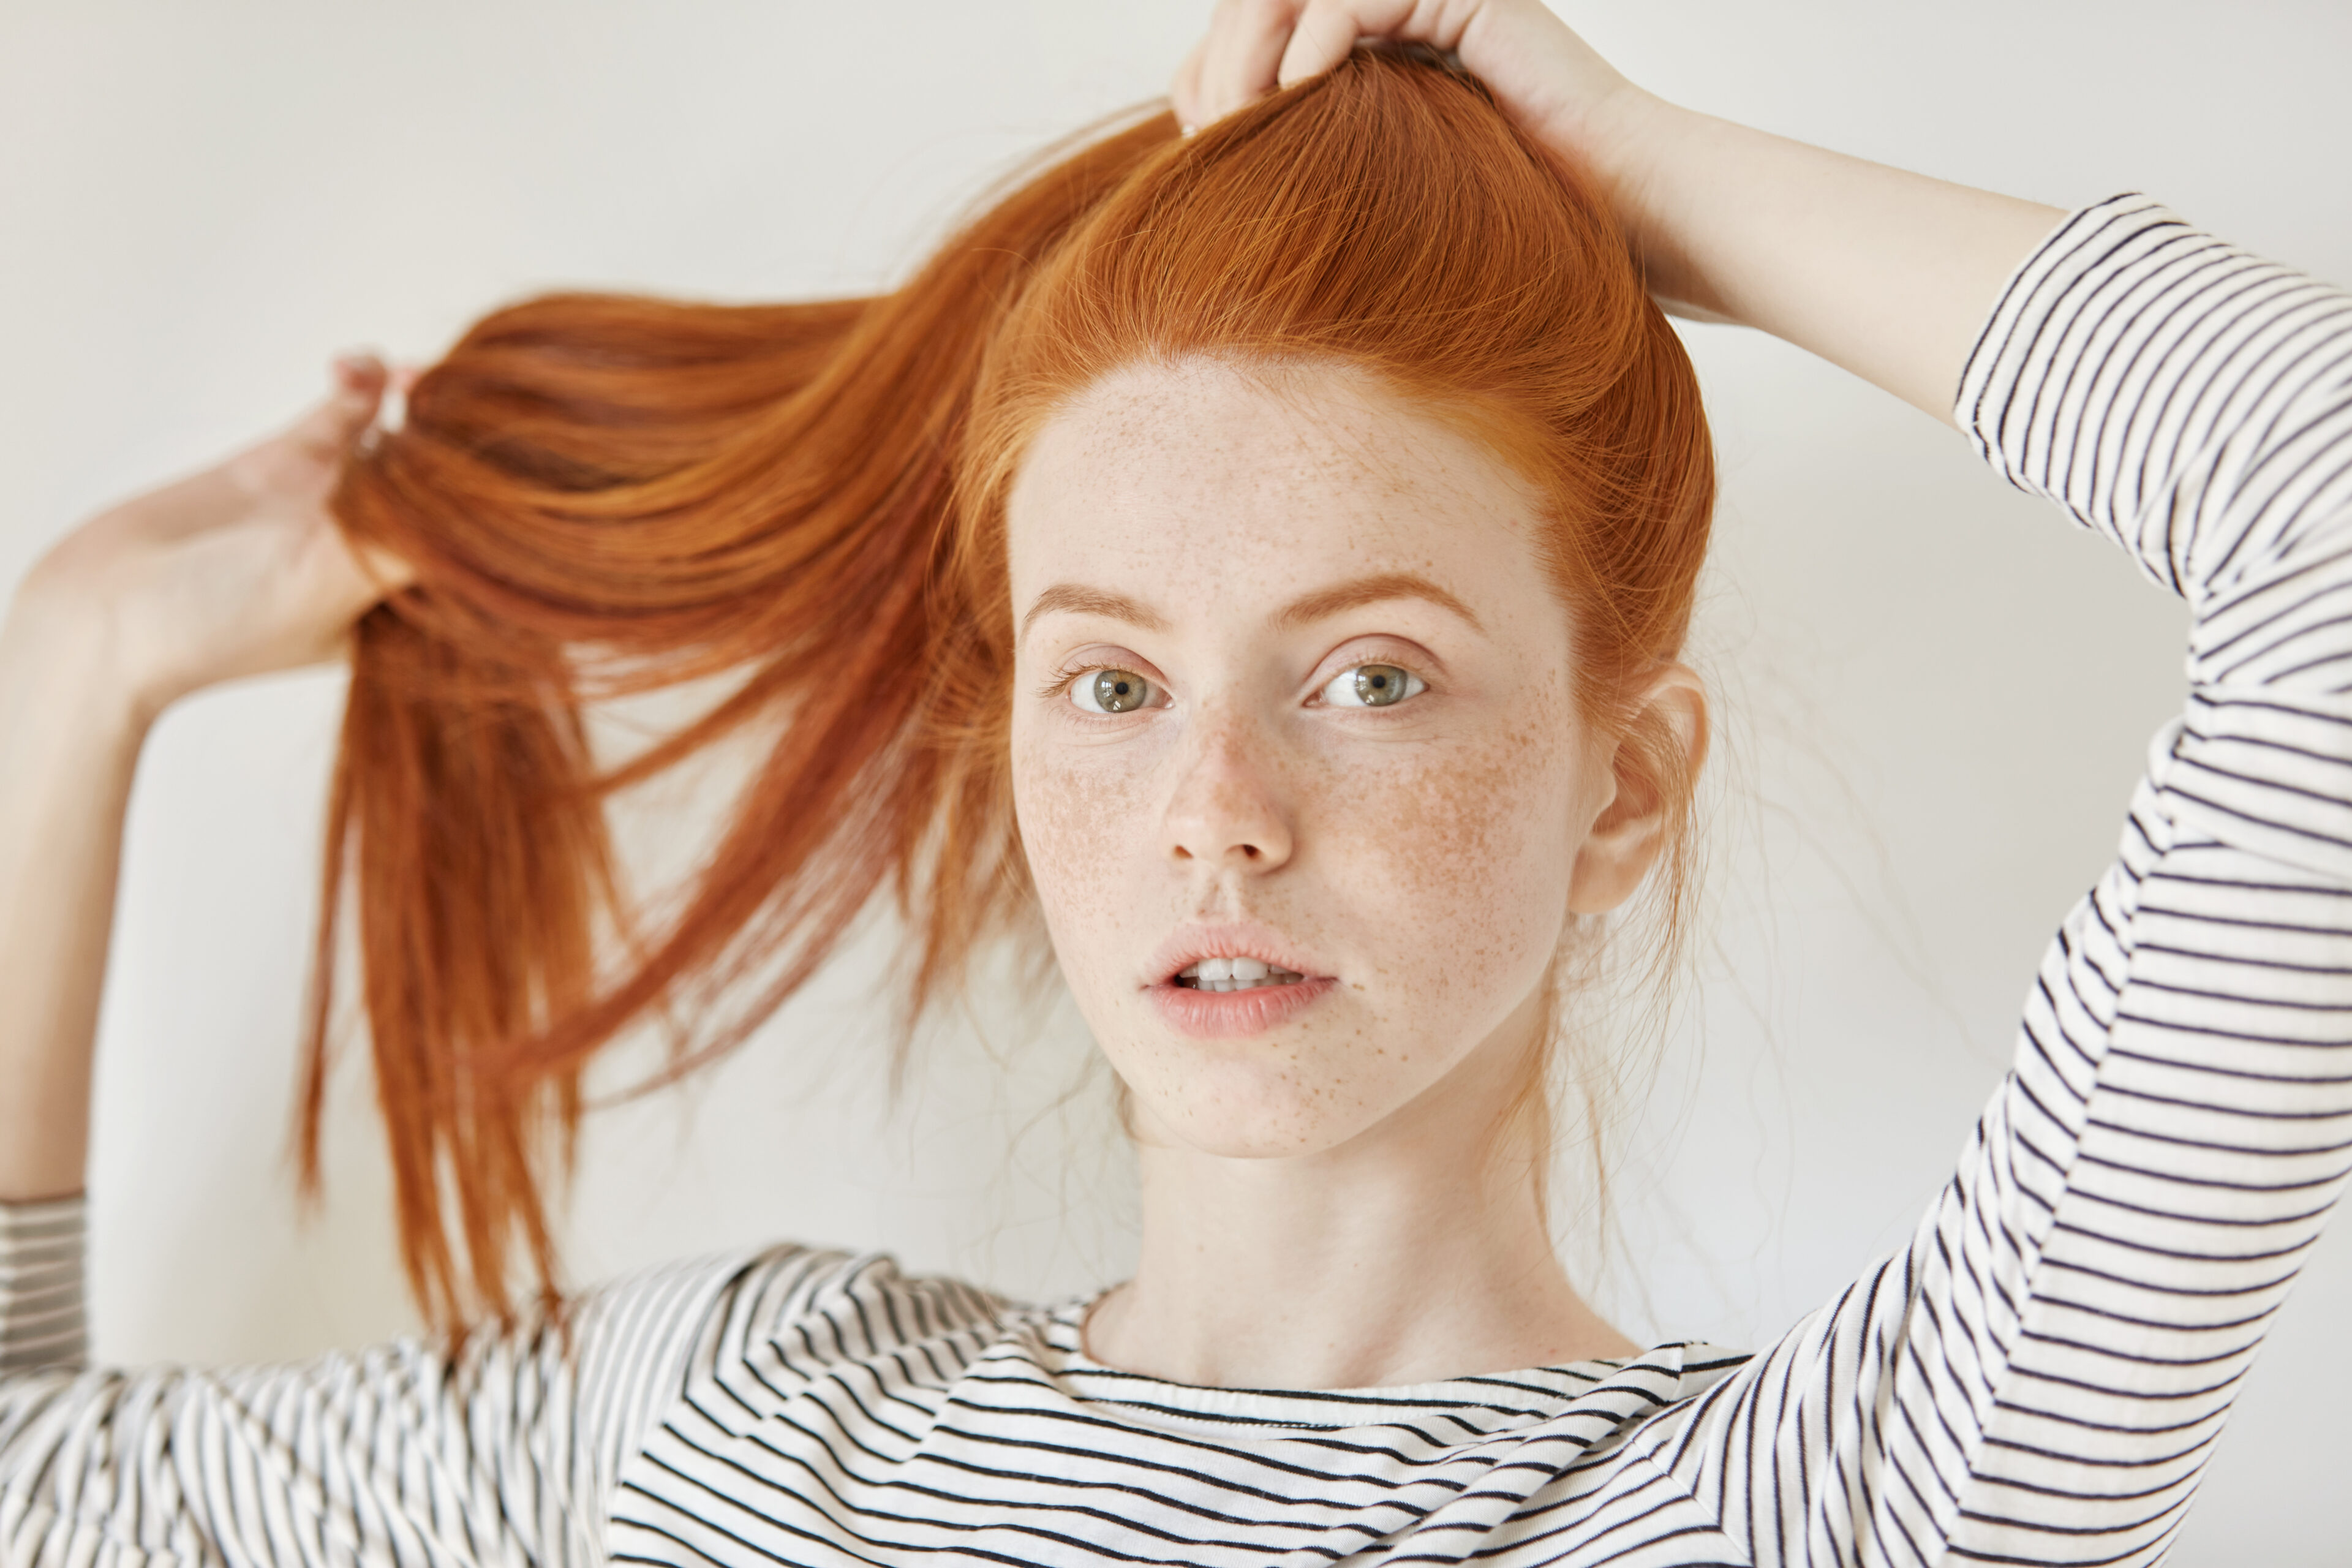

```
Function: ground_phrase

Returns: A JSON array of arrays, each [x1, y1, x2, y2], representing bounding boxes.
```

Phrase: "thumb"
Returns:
[[287, 350, 390, 465], [350, 538, 421, 598]]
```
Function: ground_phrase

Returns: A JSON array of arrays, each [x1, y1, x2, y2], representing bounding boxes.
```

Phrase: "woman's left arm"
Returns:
[[1653, 198, 2352, 1566], [1189, 12, 2352, 1562]]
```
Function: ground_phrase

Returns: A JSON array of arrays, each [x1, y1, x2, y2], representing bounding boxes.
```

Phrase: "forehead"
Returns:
[[1004, 358, 1550, 595]]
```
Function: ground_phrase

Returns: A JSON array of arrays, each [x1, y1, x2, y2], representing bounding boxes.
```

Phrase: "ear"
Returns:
[[1566, 663, 1708, 916]]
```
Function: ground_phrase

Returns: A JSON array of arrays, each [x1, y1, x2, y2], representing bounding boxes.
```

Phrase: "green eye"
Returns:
[[1321, 662, 1425, 709], [1074, 668, 1158, 714]]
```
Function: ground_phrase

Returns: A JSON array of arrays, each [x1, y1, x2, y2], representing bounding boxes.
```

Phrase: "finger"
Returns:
[[1170, 35, 1208, 130], [1276, 0, 1431, 89], [1196, 0, 1304, 124], [352, 539, 421, 597], [327, 350, 390, 416], [287, 350, 391, 464], [302, 530, 421, 651], [1275, 0, 1370, 89]]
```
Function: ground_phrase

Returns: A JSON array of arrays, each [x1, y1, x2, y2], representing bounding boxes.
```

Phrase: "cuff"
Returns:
[[0, 1194, 89, 1374]]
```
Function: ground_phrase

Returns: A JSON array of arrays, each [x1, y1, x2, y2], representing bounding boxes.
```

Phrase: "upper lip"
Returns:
[[1144, 921, 1332, 987]]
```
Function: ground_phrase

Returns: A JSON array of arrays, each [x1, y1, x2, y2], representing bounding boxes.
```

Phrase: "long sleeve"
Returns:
[[0, 1199, 749, 1567], [1653, 195, 2352, 1567], [0, 1198, 88, 1378]]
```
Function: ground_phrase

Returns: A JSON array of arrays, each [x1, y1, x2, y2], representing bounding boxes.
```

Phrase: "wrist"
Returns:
[[1536, 88, 1716, 304], [0, 584, 156, 760], [1572, 99, 1758, 326]]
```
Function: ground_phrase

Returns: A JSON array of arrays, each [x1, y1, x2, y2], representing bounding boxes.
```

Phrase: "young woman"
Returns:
[[2, 1, 2345, 1563]]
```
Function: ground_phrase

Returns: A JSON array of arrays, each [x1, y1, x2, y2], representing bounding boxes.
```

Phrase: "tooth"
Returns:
[[1230, 957, 1268, 982], [1179, 962, 1200, 979], [1199, 957, 1232, 983]]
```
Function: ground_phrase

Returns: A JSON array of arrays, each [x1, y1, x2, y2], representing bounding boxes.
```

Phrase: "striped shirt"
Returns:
[[3, 193, 2348, 1567]]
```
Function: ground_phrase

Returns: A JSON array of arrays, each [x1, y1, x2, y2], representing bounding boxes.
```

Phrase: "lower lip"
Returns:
[[1148, 976, 1336, 1038]]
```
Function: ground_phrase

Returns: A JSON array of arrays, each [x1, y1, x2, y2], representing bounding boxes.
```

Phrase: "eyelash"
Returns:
[[1038, 661, 1123, 706]]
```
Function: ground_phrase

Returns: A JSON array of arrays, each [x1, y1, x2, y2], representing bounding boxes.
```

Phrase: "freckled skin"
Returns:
[[1008, 358, 1616, 1163]]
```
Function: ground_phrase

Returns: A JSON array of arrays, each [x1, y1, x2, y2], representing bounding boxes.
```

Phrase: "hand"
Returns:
[[1172, 0, 2065, 423], [8, 353, 418, 730], [1172, 0, 1667, 213]]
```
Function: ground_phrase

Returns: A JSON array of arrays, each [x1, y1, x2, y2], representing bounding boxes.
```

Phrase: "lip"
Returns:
[[1142, 921, 1336, 1039], [1151, 973, 1336, 1038], [1144, 921, 1332, 990]]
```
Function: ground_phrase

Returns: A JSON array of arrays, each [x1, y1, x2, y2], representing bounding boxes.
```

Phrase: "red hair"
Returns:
[[320, 45, 1714, 1326]]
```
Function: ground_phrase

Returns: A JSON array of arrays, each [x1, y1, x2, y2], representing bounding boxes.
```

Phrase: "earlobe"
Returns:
[[1564, 665, 1707, 916]]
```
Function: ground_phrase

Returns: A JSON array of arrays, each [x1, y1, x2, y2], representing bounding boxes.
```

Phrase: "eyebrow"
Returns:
[[1019, 584, 1172, 642], [1272, 572, 1483, 635], [1019, 571, 1483, 643]]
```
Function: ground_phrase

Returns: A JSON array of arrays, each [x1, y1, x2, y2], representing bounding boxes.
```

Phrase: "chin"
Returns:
[[1121, 1051, 1392, 1161]]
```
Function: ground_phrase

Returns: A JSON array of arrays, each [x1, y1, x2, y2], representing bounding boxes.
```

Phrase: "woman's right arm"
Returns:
[[0, 616, 137, 1368], [0, 354, 413, 1210], [0, 638, 143, 1209], [0, 383, 777, 1557], [0, 1224, 759, 1566]]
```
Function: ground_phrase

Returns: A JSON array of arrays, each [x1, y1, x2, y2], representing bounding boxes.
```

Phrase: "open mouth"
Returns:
[[1153, 955, 1333, 1039], [1172, 957, 1310, 992]]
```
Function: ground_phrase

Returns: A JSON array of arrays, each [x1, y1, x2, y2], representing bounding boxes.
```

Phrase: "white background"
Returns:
[[4, 2, 2348, 1561]]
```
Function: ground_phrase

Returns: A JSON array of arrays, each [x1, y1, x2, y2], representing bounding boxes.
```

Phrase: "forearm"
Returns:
[[1586, 92, 2069, 426], [0, 358, 399, 1201], [0, 594, 147, 1202]]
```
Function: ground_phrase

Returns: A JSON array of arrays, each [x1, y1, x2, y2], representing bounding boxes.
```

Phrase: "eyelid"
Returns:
[[1305, 638, 1441, 701], [1325, 630, 1441, 668], [1317, 661, 1428, 710], [1039, 646, 1150, 691], [1044, 652, 1172, 714]]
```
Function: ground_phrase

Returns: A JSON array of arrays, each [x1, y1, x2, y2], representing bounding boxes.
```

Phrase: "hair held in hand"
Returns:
[[318, 45, 1714, 1327]]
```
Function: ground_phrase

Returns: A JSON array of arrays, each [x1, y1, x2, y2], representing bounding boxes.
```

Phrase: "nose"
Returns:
[[1161, 710, 1294, 873]]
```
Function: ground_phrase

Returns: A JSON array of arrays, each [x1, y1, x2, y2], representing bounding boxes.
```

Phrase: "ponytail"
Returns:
[[320, 115, 1174, 1324]]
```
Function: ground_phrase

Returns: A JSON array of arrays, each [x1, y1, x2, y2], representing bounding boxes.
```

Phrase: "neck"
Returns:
[[1084, 1004, 1637, 1390]]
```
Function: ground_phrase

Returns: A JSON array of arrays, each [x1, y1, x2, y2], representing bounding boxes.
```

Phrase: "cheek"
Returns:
[[1321, 699, 1583, 997], [1009, 721, 1150, 965]]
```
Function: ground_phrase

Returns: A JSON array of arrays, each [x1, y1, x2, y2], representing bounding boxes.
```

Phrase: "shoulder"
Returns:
[[562, 1242, 1022, 1494], [575, 1243, 1018, 1392], [693, 1245, 1019, 1371]]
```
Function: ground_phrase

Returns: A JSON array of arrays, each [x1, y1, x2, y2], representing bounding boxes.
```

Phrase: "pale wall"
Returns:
[[2, 2, 2346, 1561]]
